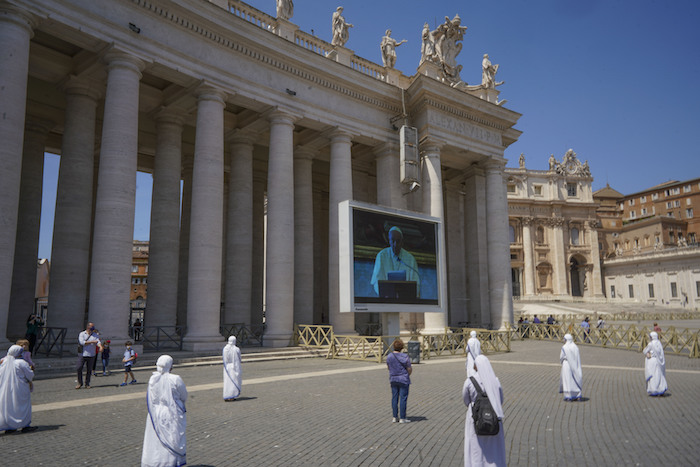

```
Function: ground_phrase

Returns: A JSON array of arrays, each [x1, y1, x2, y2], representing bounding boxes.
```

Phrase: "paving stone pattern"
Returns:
[[2, 340, 699, 466]]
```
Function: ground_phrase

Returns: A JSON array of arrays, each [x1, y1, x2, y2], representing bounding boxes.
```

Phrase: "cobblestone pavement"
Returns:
[[3, 340, 699, 466]]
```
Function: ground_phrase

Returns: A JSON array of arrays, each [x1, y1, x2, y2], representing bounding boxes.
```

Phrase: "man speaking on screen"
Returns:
[[371, 226, 420, 297]]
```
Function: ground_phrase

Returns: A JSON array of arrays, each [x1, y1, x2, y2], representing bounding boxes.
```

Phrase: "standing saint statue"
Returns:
[[420, 22, 437, 64], [380, 29, 407, 68], [331, 6, 353, 47], [276, 0, 293, 20], [425, 14, 467, 86], [482, 54, 504, 88]]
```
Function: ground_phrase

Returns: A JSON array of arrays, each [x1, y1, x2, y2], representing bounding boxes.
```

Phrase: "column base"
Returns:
[[182, 335, 225, 352], [263, 333, 294, 348]]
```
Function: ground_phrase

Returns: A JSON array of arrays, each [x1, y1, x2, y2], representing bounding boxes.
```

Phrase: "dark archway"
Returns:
[[570, 257, 582, 297]]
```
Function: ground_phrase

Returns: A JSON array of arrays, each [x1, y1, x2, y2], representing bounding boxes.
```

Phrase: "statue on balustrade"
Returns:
[[276, 0, 293, 20], [331, 6, 353, 47], [421, 15, 467, 86], [482, 54, 504, 89], [380, 29, 407, 68]]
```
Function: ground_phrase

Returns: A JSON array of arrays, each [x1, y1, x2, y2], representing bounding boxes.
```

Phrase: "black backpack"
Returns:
[[469, 377, 500, 436]]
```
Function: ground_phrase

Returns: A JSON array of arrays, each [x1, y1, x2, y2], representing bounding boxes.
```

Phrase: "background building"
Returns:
[[506, 150, 604, 300]]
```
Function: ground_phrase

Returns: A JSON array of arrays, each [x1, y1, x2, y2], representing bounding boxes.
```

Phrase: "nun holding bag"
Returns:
[[142, 355, 188, 467]]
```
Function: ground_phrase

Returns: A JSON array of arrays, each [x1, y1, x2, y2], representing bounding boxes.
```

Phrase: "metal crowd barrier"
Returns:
[[139, 326, 186, 351], [220, 323, 265, 347], [33, 326, 67, 357], [510, 322, 700, 358]]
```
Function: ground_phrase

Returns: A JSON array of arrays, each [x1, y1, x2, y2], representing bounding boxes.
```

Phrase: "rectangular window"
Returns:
[[567, 183, 577, 197], [651, 193, 659, 200], [618, 203, 624, 210], [684, 185, 692, 193], [610, 285, 616, 298], [534, 185, 542, 196], [666, 201, 672, 209], [664, 189, 670, 197], [696, 281, 700, 297], [672, 187, 680, 195], [640, 196, 647, 203], [687, 208, 694, 218], [670, 282, 678, 298], [648, 283, 655, 298], [507, 184, 516, 193], [629, 199, 635, 206], [628, 284, 634, 298], [667, 212, 674, 218], [674, 200, 681, 207], [687, 198, 692, 205], [131, 265, 138, 273], [641, 208, 647, 215], [630, 210, 636, 219], [652, 206, 656, 214]]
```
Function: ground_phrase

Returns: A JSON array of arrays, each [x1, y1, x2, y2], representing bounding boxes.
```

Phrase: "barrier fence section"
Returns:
[[34, 326, 66, 357], [510, 322, 700, 358], [294, 325, 511, 362], [220, 323, 265, 347], [140, 326, 186, 351]]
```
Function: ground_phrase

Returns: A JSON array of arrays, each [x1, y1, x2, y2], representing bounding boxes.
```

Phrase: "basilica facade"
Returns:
[[1, 0, 521, 348], [505, 150, 604, 300]]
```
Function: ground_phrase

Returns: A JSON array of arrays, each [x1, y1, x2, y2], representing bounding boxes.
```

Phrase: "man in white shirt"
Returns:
[[76, 322, 100, 389], [370, 227, 420, 298]]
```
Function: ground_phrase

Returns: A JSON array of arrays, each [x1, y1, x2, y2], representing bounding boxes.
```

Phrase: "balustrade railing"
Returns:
[[227, 0, 275, 31]]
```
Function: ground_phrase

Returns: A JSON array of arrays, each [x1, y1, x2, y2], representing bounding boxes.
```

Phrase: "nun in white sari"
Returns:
[[559, 333, 583, 401], [0, 345, 35, 433], [462, 355, 506, 467], [142, 355, 187, 467], [466, 331, 481, 377], [642, 332, 668, 396], [223, 336, 242, 401]]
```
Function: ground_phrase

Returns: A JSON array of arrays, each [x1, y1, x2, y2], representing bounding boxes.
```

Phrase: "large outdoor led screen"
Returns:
[[339, 200, 446, 314]]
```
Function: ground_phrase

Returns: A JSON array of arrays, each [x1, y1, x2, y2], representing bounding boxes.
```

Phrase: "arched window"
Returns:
[[509, 225, 516, 243]]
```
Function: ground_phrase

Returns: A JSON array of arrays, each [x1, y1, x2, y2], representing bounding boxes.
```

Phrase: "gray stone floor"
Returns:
[[3, 339, 700, 466]]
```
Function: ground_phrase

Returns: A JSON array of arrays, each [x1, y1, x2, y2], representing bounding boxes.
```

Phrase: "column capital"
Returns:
[[227, 129, 256, 147], [0, 4, 38, 35], [195, 83, 227, 104], [60, 75, 104, 101], [294, 145, 316, 161], [103, 49, 146, 76], [419, 138, 443, 156], [269, 108, 299, 127], [522, 216, 536, 226], [481, 157, 507, 173], [329, 127, 353, 144], [372, 142, 399, 160], [155, 107, 185, 127]]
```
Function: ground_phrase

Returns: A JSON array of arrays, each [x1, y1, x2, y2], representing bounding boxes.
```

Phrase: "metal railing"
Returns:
[[138, 326, 186, 351], [510, 322, 700, 358], [33, 326, 66, 357], [220, 323, 265, 346]]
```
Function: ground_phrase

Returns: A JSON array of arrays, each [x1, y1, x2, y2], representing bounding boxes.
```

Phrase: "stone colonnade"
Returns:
[[0, 1, 517, 348]]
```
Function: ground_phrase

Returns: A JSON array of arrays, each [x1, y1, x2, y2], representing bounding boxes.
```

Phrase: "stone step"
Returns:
[[31, 347, 328, 380]]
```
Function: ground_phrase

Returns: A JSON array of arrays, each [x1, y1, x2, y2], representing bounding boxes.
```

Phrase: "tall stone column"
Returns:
[[146, 110, 184, 327], [264, 110, 297, 346], [328, 129, 355, 334], [374, 143, 405, 209], [463, 167, 489, 326], [420, 140, 447, 332], [250, 169, 266, 325], [184, 85, 227, 350], [224, 132, 254, 324], [483, 158, 513, 330], [8, 118, 53, 338], [88, 51, 144, 342], [294, 147, 315, 325], [48, 78, 101, 340], [176, 153, 193, 328], [587, 220, 604, 297], [444, 181, 467, 325], [522, 217, 536, 297], [551, 218, 568, 296], [0, 5, 36, 345]]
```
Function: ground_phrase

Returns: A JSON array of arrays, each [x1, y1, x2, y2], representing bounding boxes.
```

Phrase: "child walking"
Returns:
[[101, 340, 111, 375], [120, 341, 137, 386]]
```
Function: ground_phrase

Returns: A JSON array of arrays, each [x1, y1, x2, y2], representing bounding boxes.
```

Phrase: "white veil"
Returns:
[[147, 355, 186, 457], [473, 355, 504, 419], [0, 346, 25, 430]]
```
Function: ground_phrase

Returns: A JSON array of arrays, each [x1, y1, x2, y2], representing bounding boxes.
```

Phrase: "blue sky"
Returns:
[[38, 0, 700, 258]]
